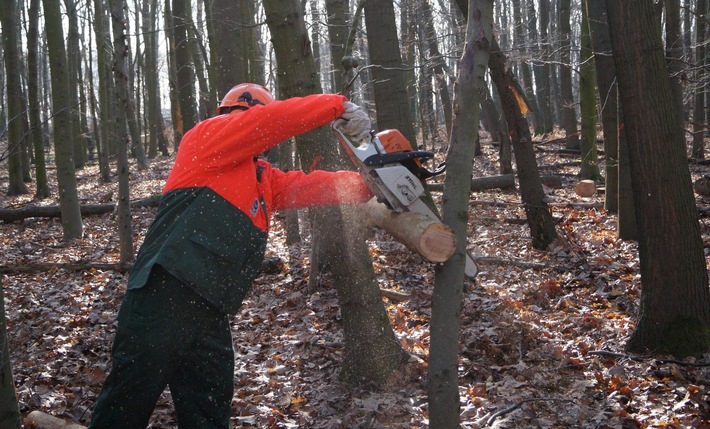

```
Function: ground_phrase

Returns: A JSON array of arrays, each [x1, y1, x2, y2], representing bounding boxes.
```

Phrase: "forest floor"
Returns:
[[2, 132, 710, 429]]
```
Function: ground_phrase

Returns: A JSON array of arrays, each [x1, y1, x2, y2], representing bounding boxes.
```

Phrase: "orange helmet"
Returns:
[[217, 83, 274, 114]]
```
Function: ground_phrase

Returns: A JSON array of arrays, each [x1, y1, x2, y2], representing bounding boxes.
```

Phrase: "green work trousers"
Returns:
[[88, 267, 234, 428]]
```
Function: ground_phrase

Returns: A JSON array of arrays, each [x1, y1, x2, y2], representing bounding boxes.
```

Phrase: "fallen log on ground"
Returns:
[[0, 256, 286, 275], [427, 174, 562, 193], [0, 195, 161, 222]]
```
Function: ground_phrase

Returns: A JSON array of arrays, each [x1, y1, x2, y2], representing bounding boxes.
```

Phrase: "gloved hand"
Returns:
[[334, 101, 371, 142]]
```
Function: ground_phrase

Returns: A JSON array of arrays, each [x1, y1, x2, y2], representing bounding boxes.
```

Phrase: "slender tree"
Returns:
[[428, 0, 492, 426], [421, 0, 454, 138], [43, 0, 84, 240], [587, 0, 619, 213], [691, 0, 707, 159], [0, 0, 30, 196], [489, 35, 558, 249], [363, 0, 417, 144], [93, 0, 113, 182], [206, 0, 247, 96], [109, 0, 135, 264], [578, 0, 601, 181], [606, 0, 710, 356], [64, 0, 87, 168], [27, 0, 50, 198], [172, 0, 198, 135], [665, 0, 686, 127], [559, 0, 579, 149], [0, 281, 21, 429]]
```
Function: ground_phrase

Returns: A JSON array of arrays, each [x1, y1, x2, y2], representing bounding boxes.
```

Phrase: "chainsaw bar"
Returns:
[[333, 126, 478, 279]]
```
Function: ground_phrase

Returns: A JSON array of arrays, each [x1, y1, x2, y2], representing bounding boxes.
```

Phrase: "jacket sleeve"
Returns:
[[269, 168, 374, 210], [191, 94, 348, 171]]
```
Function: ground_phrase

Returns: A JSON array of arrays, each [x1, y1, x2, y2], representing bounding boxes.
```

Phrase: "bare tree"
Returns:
[[43, 0, 84, 240], [0, 281, 21, 429], [428, 0, 492, 425], [606, 0, 710, 356], [0, 0, 30, 196], [27, 0, 50, 198], [109, 0, 135, 264]]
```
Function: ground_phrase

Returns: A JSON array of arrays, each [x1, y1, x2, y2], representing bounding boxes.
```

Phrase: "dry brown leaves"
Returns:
[[2, 134, 710, 428]]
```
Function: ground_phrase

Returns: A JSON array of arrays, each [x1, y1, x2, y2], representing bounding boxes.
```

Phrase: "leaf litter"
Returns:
[[2, 133, 710, 428]]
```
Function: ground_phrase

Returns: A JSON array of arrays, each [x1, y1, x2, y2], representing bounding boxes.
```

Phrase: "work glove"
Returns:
[[334, 101, 371, 142]]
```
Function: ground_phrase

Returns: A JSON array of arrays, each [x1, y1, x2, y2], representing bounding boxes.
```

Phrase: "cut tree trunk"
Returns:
[[364, 199, 455, 263]]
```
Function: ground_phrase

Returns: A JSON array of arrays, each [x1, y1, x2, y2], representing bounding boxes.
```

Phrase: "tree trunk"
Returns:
[[665, 0, 686, 128], [109, 0, 135, 264], [512, 0, 542, 135], [0, 0, 30, 196], [164, 0, 183, 149], [558, 0, 579, 149], [43, 0, 84, 240], [263, 0, 406, 386], [93, 0, 113, 182], [325, 0, 349, 94], [578, 0, 601, 181], [488, 36, 558, 250], [172, 0, 198, 134], [691, 0, 707, 159], [606, 0, 710, 356], [0, 280, 21, 429], [587, 0, 620, 214], [422, 0, 453, 139], [27, 0, 50, 198], [363, 0, 417, 145], [206, 0, 247, 96], [428, 1, 492, 426], [365, 199, 456, 262], [532, 0, 554, 133]]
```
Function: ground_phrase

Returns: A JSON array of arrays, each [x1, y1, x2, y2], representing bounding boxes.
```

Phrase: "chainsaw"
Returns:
[[333, 126, 478, 279]]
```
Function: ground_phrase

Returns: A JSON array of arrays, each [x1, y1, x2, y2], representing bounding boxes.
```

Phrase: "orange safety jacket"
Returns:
[[127, 94, 373, 314]]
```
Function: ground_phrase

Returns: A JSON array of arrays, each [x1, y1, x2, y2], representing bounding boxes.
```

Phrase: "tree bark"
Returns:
[[587, 0, 620, 214], [578, 0, 601, 181], [263, 0, 406, 386], [27, 0, 50, 198], [691, 0, 707, 159], [365, 199, 455, 262], [558, 0, 579, 149], [606, 0, 710, 356], [363, 0, 417, 145], [0, 280, 21, 429], [488, 36, 558, 250], [0, 0, 30, 196], [172, 0, 198, 135], [428, 2, 491, 426], [43, 0, 84, 240], [109, 0, 135, 264]]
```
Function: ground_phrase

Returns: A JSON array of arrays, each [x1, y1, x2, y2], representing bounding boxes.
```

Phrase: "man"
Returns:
[[88, 83, 373, 428]]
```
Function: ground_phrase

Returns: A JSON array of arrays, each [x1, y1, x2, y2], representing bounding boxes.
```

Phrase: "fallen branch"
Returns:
[[0, 256, 286, 275], [427, 174, 563, 193], [0, 195, 161, 222]]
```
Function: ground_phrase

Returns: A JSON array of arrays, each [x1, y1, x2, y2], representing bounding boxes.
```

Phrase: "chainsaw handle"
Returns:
[[363, 151, 434, 167]]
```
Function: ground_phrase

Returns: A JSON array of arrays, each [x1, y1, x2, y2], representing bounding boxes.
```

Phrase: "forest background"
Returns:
[[1, 0, 710, 427]]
